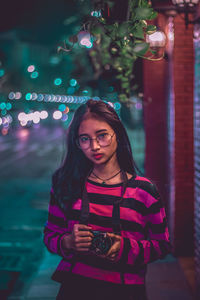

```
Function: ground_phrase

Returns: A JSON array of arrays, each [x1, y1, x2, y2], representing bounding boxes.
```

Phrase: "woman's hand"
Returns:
[[105, 233, 122, 261], [62, 224, 93, 252]]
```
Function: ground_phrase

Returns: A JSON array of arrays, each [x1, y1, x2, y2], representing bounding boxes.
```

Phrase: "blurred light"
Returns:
[[17, 128, 29, 139], [1, 109, 7, 116], [146, 31, 166, 47], [58, 104, 66, 112], [91, 10, 101, 17], [69, 79, 77, 87], [0, 117, 2, 125], [82, 90, 88, 95], [114, 102, 121, 110], [2, 128, 8, 135], [37, 94, 44, 101], [61, 114, 68, 122], [64, 106, 69, 114], [77, 31, 93, 48], [67, 87, 75, 94], [6, 114, 13, 123], [40, 111, 48, 119], [27, 65, 35, 72], [31, 71, 39, 79], [0, 69, 5, 77], [54, 78, 62, 86], [25, 93, 32, 100], [31, 93, 38, 100], [32, 116, 40, 124], [8, 92, 15, 100], [53, 110, 62, 120], [15, 92, 22, 99], [135, 102, 143, 110], [0, 102, 6, 110], [6, 103, 12, 110], [18, 112, 27, 121], [49, 56, 60, 65], [20, 120, 28, 127]]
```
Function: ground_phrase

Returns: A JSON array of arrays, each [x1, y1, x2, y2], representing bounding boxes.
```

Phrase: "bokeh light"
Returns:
[[53, 110, 62, 120], [54, 78, 62, 86], [69, 79, 77, 87], [27, 65, 35, 72], [0, 69, 5, 77], [31, 71, 39, 79]]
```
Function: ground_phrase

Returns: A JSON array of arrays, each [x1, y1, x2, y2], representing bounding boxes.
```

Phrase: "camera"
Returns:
[[89, 230, 113, 255]]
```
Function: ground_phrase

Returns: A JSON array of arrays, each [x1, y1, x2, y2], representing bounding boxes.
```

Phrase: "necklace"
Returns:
[[91, 169, 122, 184]]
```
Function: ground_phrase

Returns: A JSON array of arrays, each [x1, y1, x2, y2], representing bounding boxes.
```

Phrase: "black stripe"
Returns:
[[119, 238, 131, 264], [88, 193, 148, 216], [148, 200, 163, 214], [70, 210, 146, 234], [74, 253, 146, 274], [134, 241, 144, 267], [148, 218, 167, 234], [159, 240, 172, 258], [149, 240, 158, 262], [48, 213, 67, 228]]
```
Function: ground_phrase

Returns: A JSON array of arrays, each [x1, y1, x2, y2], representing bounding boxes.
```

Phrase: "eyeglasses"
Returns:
[[77, 132, 115, 150]]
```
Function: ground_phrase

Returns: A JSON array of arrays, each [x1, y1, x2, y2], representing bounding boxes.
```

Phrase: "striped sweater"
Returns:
[[44, 175, 171, 285]]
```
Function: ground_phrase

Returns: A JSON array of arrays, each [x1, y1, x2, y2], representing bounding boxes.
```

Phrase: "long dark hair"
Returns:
[[53, 99, 138, 210]]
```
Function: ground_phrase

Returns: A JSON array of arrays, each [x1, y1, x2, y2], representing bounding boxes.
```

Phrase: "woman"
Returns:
[[44, 99, 171, 300]]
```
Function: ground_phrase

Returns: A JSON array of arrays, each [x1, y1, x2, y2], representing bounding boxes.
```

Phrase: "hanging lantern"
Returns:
[[172, 0, 199, 7], [146, 30, 167, 48], [77, 31, 93, 48]]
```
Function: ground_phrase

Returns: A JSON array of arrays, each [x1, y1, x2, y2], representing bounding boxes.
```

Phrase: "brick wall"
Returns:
[[172, 14, 194, 256], [194, 33, 200, 295], [143, 14, 169, 211], [144, 12, 195, 256]]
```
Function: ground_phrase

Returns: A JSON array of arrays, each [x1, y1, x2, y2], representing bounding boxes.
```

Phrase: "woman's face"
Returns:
[[78, 117, 118, 166]]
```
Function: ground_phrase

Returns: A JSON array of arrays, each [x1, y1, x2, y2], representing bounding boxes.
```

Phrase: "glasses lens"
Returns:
[[97, 133, 112, 146], [78, 136, 90, 149]]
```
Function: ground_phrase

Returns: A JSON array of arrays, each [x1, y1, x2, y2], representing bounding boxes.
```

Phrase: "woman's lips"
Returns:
[[93, 154, 103, 160]]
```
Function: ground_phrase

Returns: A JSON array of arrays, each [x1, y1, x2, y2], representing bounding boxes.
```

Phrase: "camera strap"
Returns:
[[80, 170, 128, 234]]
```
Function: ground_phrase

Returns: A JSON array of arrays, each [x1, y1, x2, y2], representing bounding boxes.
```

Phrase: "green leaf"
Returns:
[[134, 7, 153, 20], [132, 24, 144, 39], [133, 42, 149, 56], [146, 25, 157, 35], [148, 11, 158, 20], [118, 23, 129, 37]]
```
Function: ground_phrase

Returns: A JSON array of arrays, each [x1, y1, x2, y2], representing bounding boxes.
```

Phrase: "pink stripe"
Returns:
[[72, 199, 82, 210], [72, 262, 122, 283], [127, 239, 140, 265], [142, 240, 162, 262], [136, 189, 157, 208], [148, 207, 166, 224], [46, 221, 66, 232], [56, 260, 72, 272], [89, 204, 146, 227], [149, 229, 170, 241], [86, 182, 123, 196], [121, 231, 145, 240], [135, 176, 151, 183], [124, 273, 145, 284], [50, 187, 54, 193], [50, 234, 59, 253], [49, 205, 66, 218]]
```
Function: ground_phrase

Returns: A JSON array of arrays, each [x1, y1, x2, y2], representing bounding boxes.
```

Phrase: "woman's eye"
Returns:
[[80, 136, 89, 143], [98, 133, 107, 140]]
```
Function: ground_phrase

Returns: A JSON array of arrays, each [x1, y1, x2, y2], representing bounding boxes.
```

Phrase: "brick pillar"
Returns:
[[172, 14, 194, 256], [143, 13, 169, 211], [194, 29, 200, 296]]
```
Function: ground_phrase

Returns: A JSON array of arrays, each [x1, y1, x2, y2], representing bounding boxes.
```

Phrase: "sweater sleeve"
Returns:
[[117, 183, 172, 266], [43, 187, 72, 259]]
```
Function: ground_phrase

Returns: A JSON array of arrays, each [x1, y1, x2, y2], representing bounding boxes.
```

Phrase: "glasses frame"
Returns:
[[76, 132, 115, 150]]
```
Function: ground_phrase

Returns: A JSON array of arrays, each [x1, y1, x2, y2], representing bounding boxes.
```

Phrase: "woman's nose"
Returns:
[[90, 138, 100, 150]]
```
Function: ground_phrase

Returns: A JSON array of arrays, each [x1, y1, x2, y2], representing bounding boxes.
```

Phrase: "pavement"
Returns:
[[0, 124, 197, 300]]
